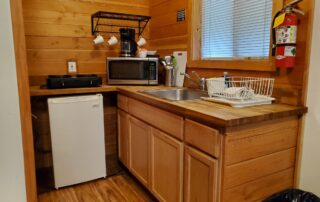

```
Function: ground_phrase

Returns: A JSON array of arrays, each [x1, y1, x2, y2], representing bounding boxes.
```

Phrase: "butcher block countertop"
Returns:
[[30, 85, 307, 128]]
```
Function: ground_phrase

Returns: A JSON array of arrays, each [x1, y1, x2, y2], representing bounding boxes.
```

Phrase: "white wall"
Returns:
[[299, 1, 320, 196], [0, 0, 27, 202]]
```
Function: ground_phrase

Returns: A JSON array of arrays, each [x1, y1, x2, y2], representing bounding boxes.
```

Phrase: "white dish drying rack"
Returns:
[[202, 77, 275, 108]]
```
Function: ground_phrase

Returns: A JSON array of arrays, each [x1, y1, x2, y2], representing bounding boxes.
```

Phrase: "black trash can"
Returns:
[[263, 189, 320, 202]]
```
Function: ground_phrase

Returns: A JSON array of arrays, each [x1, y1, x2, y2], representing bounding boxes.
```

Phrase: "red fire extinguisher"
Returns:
[[273, 0, 304, 68], [275, 10, 297, 68]]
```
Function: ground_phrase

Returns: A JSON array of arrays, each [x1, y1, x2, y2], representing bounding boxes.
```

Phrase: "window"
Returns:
[[188, 0, 281, 70], [201, 0, 273, 59]]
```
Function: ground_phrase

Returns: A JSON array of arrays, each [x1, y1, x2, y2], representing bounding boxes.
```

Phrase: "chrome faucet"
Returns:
[[181, 71, 206, 91]]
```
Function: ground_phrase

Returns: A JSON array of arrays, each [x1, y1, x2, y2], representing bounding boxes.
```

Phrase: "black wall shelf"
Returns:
[[91, 11, 151, 36]]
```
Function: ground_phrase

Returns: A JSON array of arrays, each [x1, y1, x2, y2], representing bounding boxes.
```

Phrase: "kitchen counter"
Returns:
[[117, 86, 307, 128], [30, 85, 307, 128]]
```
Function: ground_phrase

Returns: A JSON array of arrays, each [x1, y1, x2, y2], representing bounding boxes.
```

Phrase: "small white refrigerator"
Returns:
[[48, 94, 106, 189]]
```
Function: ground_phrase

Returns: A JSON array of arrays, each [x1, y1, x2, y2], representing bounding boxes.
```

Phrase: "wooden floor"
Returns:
[[38, 173, 156, 202]]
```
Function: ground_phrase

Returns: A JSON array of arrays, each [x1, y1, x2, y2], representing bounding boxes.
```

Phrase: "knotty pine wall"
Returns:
[[23, 0, 150, 183], [149, 0, 314, 106], [23, 0, 313, 106], [149, 0, 187, 56], [22, 0, 150, 86]]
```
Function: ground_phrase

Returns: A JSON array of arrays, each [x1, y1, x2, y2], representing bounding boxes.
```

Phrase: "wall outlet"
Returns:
[[67, 60, 77, 73]]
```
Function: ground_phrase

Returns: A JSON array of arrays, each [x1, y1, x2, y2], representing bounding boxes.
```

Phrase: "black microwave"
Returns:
[[107, 57, 158, 85]]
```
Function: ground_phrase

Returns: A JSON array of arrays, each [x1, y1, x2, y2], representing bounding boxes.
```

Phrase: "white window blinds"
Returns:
[[201, 0, 273, 59]]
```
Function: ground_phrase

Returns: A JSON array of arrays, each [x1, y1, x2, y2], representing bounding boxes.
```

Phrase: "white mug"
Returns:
[[138, 50, 148, 58], [137, 37, 146, 47], [107, 35, 118, 46], [93, 34, 104, 45]]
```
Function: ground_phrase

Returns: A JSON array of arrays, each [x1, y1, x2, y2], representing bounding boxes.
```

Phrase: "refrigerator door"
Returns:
[[48, 94, 106, 189]]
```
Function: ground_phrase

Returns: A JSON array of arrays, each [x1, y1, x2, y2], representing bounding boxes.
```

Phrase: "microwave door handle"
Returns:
[[148, 66, 151, 86], [144, 63, 150, 85]]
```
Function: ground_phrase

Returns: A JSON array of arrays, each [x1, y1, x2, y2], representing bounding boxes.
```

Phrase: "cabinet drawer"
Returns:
[[128, 98, 184, 140], [117, 94, 129, 112], [185, 119, 221, 158]]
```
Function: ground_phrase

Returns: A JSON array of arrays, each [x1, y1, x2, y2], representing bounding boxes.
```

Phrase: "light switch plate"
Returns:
[[67, 60, 77, 73]]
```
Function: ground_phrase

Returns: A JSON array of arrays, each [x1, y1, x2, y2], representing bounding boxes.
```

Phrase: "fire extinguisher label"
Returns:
[[284, 46, 296, 56], [276, 26, 297, 44]]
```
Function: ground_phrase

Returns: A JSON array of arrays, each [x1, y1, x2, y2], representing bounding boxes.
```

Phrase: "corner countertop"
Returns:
[[30, 85, 307, 128]]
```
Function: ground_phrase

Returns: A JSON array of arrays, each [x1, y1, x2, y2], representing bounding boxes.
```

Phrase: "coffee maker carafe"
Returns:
[[120, 28, 137, 57]]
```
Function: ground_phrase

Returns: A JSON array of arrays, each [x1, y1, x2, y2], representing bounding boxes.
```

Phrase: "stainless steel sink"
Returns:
[[140, 88, 208, 101]]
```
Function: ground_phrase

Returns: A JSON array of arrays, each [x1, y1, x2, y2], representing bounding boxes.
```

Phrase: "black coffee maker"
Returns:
[[120, 28, 137, 57]]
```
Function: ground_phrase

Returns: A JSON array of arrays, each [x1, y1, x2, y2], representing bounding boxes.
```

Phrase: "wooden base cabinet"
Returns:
[[118, 109, 184, 201], [184, 146, 218, 202], [117, 95, 301, 202], [128, 116, 151, 187], [151, 128, 183, 202]]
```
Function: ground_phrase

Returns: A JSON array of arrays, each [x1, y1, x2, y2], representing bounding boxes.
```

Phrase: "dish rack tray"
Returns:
[[203, 76, 275, 108], [201, 96, 275, 108]]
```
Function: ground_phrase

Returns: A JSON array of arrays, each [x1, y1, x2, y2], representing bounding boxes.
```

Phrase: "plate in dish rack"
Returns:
[[201, 96, 275, 108]]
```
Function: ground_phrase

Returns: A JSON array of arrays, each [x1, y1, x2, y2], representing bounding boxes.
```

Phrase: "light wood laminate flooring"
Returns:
[[38, 174, 156, 202]]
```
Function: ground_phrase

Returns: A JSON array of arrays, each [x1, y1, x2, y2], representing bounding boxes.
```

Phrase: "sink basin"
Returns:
[[140, 88, 208, 101]]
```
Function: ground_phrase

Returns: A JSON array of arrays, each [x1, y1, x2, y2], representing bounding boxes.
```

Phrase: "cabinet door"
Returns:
[[129, 116, 151, 187], [117, 109, 129, 167], [151, 128, 183, 202], [184, 146, 218, 202]]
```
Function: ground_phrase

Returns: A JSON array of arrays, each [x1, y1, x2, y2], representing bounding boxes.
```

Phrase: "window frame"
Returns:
[[187, 0, 284, 71]]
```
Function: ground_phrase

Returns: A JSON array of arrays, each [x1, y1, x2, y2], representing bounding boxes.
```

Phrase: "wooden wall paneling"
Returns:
[[28, 62, 107, 75], [224, 148, 296, 189], [27, 50, 117, 62], [149, 35, 188, 56], [149, 0, 186, 18], [103, 93, 120, 176], [222, 168, 294, 202], [23, 0, 150, 85], [22, 0, 149, 16], [31, 97, 52, 169], [149, 0, 188, 56], [10, 0, 37, 201], [224, 116, 299, 165], [26, 36, 111, 50], [221, 116, 300, 201]]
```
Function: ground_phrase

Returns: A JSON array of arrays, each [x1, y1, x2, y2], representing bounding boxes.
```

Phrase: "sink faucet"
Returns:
[[181, 71, 206, 91]]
